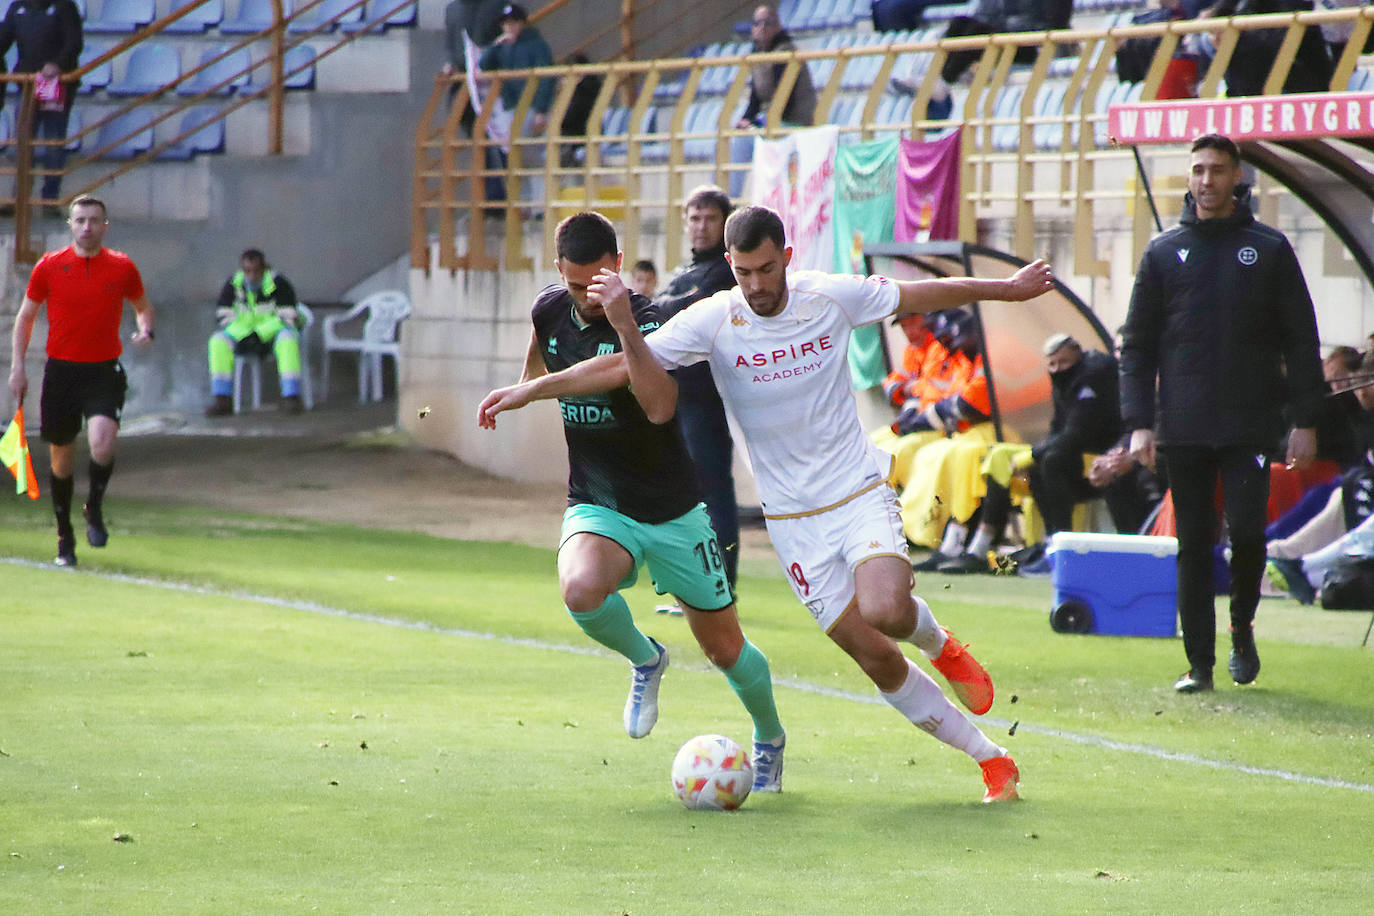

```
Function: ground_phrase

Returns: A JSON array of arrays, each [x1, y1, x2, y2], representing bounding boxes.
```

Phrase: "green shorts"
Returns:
[[560, 502, 732, 611]]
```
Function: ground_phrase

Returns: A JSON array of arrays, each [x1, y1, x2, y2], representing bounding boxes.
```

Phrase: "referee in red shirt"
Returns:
[[8, 197, 154, 567]]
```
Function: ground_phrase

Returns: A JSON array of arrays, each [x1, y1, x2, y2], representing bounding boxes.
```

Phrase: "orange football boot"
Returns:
[[980, 755, 1020, 803], [930, 628, 994, 715]]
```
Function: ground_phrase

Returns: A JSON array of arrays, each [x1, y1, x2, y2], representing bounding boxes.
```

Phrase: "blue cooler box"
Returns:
[[1047, 532, 1179, 637]]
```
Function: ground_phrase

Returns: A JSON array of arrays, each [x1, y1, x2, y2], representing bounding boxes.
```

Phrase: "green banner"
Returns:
[[832, 137, 899, 390]]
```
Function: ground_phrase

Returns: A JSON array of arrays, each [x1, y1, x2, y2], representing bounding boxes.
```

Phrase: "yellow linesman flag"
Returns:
[[0, 405, 41, 499]]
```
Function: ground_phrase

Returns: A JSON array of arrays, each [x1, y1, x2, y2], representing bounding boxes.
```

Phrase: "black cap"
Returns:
[[498, 3, 528, 22]]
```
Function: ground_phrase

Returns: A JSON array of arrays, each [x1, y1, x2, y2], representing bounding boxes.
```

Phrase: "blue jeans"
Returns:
[[34, 98, 75, 201]]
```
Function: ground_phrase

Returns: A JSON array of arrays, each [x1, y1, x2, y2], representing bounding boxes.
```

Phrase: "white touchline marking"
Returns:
[[8, 556, 1373, 794]]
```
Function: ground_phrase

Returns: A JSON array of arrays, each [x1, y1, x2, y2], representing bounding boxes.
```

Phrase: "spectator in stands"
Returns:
[[1319, 0, 1374, 65], [204, 249, 305, 418], [477, 3, 555, 209], [926, 0, 1049, 120], [1120, 133, 1325, 693], [0, 0, 83, 217], [872, 0, 935, 31], [441, 0, 504, 136], [652, 186, 742, 589], [734, 5, 817, 132], [558, 52, 604, 169], [1203, 0, 1333, 97], [629, 259, 657, 298]]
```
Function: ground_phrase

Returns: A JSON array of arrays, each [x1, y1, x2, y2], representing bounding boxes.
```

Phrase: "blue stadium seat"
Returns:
[[0, 109, 14, 152], [84, 0, 155, 33], [923, 2, 973, 24], [164, 0, 225, 33], [178, 45, 252, 96], [221, 0, 290, 34], [341, 0, 418, 33], [77, 41, 114, 94], [105, 42, 181, 97], [683, 98, 725, 161], [289, 0, 364, 34], [244, 43, 317, 92], [95, 109, 156, 159], [157, 106, 226, 160]]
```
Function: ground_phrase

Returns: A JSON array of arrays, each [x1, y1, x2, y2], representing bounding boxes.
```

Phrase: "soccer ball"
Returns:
[[670, 734, 753, 811]]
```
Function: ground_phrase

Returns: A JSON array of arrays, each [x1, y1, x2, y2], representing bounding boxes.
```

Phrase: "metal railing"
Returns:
[[412, 5, 1374, 276], [1, 0, 419, 263]]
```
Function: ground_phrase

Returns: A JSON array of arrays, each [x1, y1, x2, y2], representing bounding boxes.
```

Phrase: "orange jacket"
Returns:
[[883, 337, 945, 408]]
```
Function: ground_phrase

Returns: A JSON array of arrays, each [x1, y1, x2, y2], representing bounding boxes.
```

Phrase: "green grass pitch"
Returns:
[[1, 499, 1372, 913]]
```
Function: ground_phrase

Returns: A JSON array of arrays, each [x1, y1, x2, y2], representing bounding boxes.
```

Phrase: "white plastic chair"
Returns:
[[232, 302, 315, 413], [320, 291, 411, 404]]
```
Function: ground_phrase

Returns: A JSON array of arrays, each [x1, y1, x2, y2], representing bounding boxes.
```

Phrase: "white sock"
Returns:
[[938, 521, 967, 556], [966, 527, 993, 557], [907, 595, 947, 659], [880, 659, 1002, 762]]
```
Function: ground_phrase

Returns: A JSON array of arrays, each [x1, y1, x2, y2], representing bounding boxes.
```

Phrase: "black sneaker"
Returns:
[[55, 535, 77, 567], [205, 395, 234, 418], [280, 395, 303, 415], [912, 551, 952, 572], [1228, 627, 1261, 685], [937, 552, 989, 575], [1173, 669, 1214, 693], [83, 503, 108, 548]]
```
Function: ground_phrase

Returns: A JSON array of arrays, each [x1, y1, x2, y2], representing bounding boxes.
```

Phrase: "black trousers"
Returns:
[[1160, 445, 1270, 674], [1028, 446, 1097, 537]]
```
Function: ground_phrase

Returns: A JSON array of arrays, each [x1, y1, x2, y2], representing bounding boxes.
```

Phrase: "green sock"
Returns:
[[722, 640, 783, 743], [569, 593, 657, 667]]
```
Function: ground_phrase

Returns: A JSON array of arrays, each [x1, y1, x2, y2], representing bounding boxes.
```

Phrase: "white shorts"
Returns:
[[764, 483, 909, 633]]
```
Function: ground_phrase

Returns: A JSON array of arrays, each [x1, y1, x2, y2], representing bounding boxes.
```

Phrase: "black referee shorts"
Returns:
[[40, 358, 128, 445]]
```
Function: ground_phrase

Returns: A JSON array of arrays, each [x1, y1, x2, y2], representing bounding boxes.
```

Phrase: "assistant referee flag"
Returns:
[[0, 406, 40, 499]]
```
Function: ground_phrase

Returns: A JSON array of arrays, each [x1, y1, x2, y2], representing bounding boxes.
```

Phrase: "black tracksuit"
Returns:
[[1120, 185, 1324, 674]]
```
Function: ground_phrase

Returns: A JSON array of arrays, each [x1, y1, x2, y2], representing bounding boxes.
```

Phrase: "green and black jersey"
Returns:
[[531, 284, 700, 524]]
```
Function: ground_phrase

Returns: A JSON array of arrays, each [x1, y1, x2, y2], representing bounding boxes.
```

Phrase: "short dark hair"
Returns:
[[724, 205, 785, 253], [631, 259, 656, 274], [69, 196, 107, 218], [1191, 133, 1241, 166], [240, 248, 266, 268], [555, 211, 619, 264], [684, 185, 732, 219]]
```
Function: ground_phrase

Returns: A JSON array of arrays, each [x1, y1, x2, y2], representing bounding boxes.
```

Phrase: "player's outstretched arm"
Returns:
[[477, 352, 630, 429], [894, 259, 1054, 315], [588, 268, 678, 424]]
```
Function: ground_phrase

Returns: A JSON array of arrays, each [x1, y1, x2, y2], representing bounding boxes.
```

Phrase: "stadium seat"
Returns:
[[990, 84, 1025, 152], [77, 42, 115, 94], [321, 291, 410, 404], [95, 109, 157, 159], [164, 0, 225, 33], [0, 109, 13, 152], [244, 43, 317, 92], [923, 2, 973, 24], [341, 0, 419, 33], [156, 106, 227, 160], [84, 0, 155, 34], [221, 0, 290, 34], [105, 43, 181, 97], [288, 0, 364, 34], [178, 45, 253, 96]]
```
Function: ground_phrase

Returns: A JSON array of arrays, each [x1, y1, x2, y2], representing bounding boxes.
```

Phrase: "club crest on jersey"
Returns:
[[731, 315, 749, 327], [1237, 246, 1258, 266]]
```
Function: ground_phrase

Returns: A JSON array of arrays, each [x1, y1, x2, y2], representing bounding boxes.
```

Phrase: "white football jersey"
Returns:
[[647, 269, 900, 516]]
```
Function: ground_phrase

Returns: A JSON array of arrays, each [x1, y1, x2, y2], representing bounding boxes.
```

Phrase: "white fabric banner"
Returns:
[[749, 125, 839, 272]]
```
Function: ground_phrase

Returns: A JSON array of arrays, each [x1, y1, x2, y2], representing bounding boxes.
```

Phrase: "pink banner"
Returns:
[[895, 129, 961, 243], [1109, 91, 1374, 145]]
